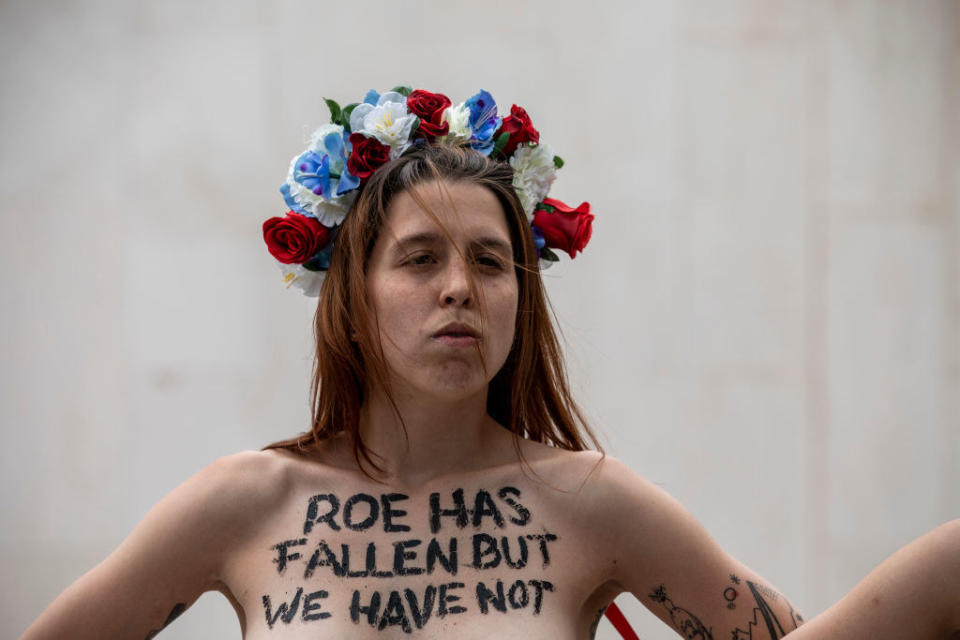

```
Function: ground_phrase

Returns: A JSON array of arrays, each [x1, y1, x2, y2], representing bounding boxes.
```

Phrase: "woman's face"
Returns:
[[365, 180, 519, 402]]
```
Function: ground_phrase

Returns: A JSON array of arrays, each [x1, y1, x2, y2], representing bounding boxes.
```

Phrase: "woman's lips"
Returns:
[[432, 333, 480, 348], [432, 322, 480, 347]]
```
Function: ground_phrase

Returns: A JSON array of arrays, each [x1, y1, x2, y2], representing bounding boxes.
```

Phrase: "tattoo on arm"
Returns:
[[649, 584, 714, 639], [646, 577, 805, 640], [726, 576, 804, 639], [144, 602, 186, 639]]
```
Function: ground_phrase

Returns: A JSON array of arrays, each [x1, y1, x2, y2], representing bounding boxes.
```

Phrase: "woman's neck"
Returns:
[[354, 385, 511, 486]]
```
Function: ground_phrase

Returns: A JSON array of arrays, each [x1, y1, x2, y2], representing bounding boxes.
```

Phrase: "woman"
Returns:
[[23, 88, 959, 640]]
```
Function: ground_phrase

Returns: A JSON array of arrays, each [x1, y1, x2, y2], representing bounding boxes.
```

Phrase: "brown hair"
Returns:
[[264, 143, 600, 469]]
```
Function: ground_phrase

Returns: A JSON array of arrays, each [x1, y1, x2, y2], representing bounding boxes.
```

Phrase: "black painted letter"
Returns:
[[350, 589, 381, 626], [429, 489, 469, 534], [304, 494, 341, 534], [302, 589, 331, 621], [262, 588, 302, 628], [381, 493, 411, 533], [343, 493, 379, 531], [472, 533, 502, 570]]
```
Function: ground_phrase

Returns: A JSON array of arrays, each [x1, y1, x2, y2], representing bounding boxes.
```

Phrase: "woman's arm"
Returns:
[[591, 457, 959, 639], [786, 519, 960, 640], [21, 451, 274, 640], [590, 456, 805, 639]]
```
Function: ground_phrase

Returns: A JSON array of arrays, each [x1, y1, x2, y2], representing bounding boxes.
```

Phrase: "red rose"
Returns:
[[498, 104, 540, 155], [262, 211, 331, 264], [532, 198, 594, 258], [407, 89, 451, 139], [347, 133, 391, 179]]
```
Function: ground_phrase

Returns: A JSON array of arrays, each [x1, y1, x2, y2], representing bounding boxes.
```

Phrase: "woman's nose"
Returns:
[[439, 257, 472, 308]]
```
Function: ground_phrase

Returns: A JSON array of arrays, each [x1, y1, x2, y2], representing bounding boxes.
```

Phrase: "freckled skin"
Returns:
[[364, 181, 518, 403]]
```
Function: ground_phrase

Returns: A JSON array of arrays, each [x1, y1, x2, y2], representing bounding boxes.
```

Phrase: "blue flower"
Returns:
[[293, 150, 330, 197], [280, 126, 354, 226], [336, 169, 360, 195], [531, 224, 546, 251], [279, 182, 306, 214], [465, 90, 502, 155], [308, 125, 350, 173], [307, 124, 359, 195], [316, 131, 346, 172]]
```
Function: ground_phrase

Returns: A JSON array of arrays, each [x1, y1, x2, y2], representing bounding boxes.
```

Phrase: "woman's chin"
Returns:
[[416, 368, 490, 402], [385, 356, 503, 404], [427, 380, 487, 403]]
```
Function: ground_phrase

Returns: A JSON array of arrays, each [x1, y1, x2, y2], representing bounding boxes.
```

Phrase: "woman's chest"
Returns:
[[222, 481, 615, 638]]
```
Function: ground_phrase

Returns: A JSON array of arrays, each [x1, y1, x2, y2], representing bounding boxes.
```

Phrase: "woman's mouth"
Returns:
[[433, 333, 480, 348], [432, 322, 480, 347]]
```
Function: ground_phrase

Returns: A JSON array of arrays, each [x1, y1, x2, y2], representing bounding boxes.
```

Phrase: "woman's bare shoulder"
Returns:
[[203, 447, 339, 500], [516, 446, 636, 483], [199, 449, 293, 496], [210, 448, 304, 482], [526, 451, 687, 537], [180, 448, 324, 529], [506, 444, 651, 499]]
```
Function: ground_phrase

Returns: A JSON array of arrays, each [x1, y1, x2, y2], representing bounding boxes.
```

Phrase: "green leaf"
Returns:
[[553, 155, 565, 169], [492, 131, 511, 157], [535, 202, 556, 214], [540, 247, 560, 262], [391, 85, 413, 97], [409, 116, 421, 138], [324, 98, 341, 125], [340, 103, 359, 133]]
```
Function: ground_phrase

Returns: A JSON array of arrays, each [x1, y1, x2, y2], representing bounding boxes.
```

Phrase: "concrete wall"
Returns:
[[2, 1, 957, 637]]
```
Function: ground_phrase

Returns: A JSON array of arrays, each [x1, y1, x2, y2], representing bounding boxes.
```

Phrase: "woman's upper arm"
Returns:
[[591, 456, 805, 638], [785, 519, 960, 640], [22, 451, 274, 640]]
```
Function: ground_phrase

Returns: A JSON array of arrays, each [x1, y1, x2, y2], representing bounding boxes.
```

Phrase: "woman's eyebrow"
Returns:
[[471, 236, 512, 256], [391, 231, 444, 253], [391, 232, 512, 256]]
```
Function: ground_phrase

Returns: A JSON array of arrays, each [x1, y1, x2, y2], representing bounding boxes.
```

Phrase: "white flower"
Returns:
[[376, 90, 407, 105], [278, 262, 325, 297], [442, 103, 472, 142], [510, 143, 557, 220], [283, 155, 353, 226], [308, 123, 344, 152], [349, 97, 417, 157]]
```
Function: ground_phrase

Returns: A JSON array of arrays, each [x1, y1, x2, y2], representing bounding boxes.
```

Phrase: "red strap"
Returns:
[[604, 601, 640, 640]]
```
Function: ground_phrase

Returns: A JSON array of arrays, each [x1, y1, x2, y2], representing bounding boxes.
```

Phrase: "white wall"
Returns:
[[2, 1, 957, 638]]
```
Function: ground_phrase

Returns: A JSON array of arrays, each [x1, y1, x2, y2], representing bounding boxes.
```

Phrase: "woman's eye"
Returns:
[[475, 255, 505, 271], [405, 253, 435, 267]]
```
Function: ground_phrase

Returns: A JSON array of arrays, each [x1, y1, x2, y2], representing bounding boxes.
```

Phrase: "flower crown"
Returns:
[[263, 86, 595, 296]]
